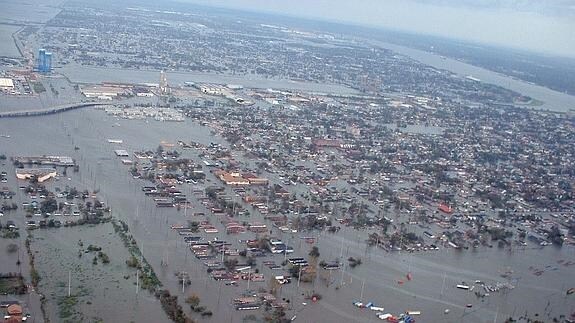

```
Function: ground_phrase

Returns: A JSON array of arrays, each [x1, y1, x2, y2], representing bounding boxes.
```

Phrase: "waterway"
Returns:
[[0, 0, 62, 24], [56, 39, 575, 112], [369, 40, 575, 112], [0, 24, 21, 57]]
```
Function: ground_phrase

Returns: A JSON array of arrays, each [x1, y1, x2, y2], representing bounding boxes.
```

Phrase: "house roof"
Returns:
[[7, 304, 22, 315]]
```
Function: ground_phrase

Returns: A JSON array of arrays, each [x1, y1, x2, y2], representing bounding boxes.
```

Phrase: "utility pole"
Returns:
[[360, 279, 365, 302], [182, 271, 186, 294], [247, 271, 251, 291], [136, 270, 139, 294], [440, 272, 446, 298], [340, 264, 345, 287]]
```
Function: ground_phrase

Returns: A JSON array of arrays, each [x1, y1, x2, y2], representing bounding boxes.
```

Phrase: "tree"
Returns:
[[185, 294, 200, 309], [348, 257, 362, 268], [40, 198, 58, 214], [309, 246, 320, 258], [6, 243, 18, 253], [224, 258, 238, 271], [548, 226, 564, 246], [67, 188, 78, 200]]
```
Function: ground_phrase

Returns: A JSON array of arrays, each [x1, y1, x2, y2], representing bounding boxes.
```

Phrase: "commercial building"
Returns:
[[45, 52, 52, 72], [16, 168, 57, 182], [114, 150, 130, 157], [0, 78, 14, 89], [38, 48, 45, 72], [13, 156, 74, 167], [215, 171, 250, 185], [214, 170, 268, 186], [37, 48, 53, 73], [81, 85, 127, 98]]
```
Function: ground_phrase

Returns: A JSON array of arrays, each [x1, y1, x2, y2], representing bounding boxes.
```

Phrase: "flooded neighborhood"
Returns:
[[1, 0, 574, 323]]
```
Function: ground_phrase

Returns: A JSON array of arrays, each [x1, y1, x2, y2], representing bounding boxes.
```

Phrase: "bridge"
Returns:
[[0, 102, 109, 118]]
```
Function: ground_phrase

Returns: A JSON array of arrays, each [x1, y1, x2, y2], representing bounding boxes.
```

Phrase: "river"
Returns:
[[368, 40, 575, 112], [55, 40, 575, 112]]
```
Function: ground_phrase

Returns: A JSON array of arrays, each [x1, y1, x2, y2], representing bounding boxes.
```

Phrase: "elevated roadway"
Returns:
[[0, 102, 108, 118]]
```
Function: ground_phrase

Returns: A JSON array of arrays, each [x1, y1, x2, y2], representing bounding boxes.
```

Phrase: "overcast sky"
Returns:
[[183, 0, 575, 58]]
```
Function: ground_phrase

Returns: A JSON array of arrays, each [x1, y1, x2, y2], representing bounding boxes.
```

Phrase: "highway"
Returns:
[[0, 102, 108, 118]]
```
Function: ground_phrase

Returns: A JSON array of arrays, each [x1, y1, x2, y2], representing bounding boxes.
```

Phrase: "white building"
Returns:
[[16, 168, 57, 183], [0, 78, 15, 89]]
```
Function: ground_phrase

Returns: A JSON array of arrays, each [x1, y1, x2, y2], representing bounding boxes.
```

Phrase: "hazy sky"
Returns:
[[184, 0, 575, 58]]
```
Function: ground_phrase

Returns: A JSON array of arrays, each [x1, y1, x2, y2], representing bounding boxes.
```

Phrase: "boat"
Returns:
[[300, 236, 315, 244], [567, 288, 575, 295], [353, 301, 379, 309], [465, 75, 481, 82], [457, 284, 470, 290], [236, 305, 260, 311], [377, 313, 394, 320]]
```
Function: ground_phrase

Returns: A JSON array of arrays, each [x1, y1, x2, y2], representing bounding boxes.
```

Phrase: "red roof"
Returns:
[[7, 304, 22, 315], [312, 139, 342, 147], [438, 203, 453, 214]]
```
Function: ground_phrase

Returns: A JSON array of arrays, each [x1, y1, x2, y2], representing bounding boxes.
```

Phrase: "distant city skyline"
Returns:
[[182, 0, 575, 58]]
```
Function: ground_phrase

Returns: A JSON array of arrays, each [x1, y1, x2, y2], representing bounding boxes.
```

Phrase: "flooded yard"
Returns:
[[29, 223, 167, 323]]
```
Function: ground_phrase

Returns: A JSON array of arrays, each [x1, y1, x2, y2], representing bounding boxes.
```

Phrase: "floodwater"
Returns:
[[30, 223, 167, 323], [0, 209, 44, 322], [1, 3, 574, 320], [0, 109, 573, 322], [0, 24, 21, 57]]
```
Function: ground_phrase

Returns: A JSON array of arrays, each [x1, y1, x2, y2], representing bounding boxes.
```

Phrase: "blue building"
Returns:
[[44, 52, 52, 72], [37, 49, 52, 73], [38, 49, 46, 72]]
